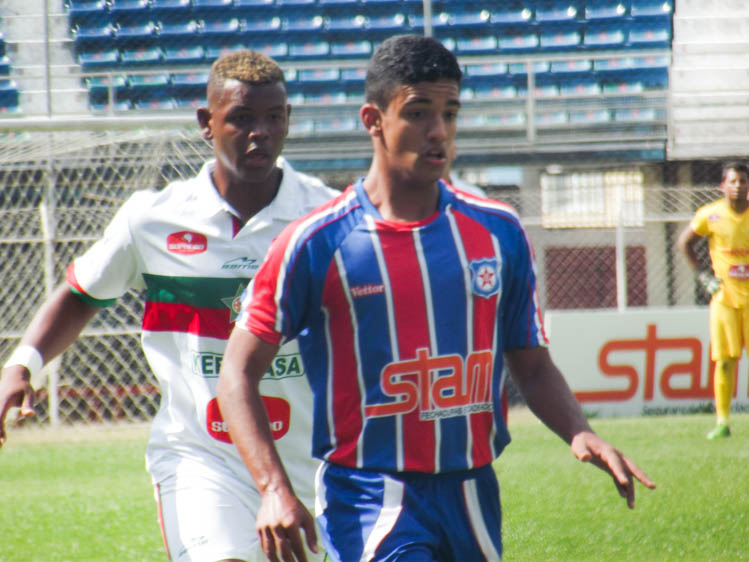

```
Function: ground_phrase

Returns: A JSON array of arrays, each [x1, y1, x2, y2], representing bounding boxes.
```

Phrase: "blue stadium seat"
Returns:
[[282, 15, 324, 34], [204, 41, 246, 60], [305, 91, 347, 105], [340, 67, 366, 84], [90, 99, 132, 112], [489, 5, 533, 25], [613, 107, 660, 122], [559, 78, 600, 95], [569, 109, 611, 123], [472, 84, 517, 100], [535, 2, 581, 23], [150, 0, 191, 21], [67, 0, 109, 28], [171, 71, 209, 89], [593, 56, 632, 72], [115, 21, 158, 47], [601, 80, 643, 94], [456, 36, 498, 55], [120, 46, 163, 65], [550, 59, 592, 73], [407, 13, 450, 32], [192, 0, 234, 18], [0, 79, 19, 110], [325, 15, 366, 32], [86, 74, 128, 104], [158, 19, 200, 48], [173, 97, 204, 109], [585, 0, 628, 20], [360, 0, 400, 6], [628, 21, 671, 47], [73, 23, 115, 51], [630, 0, 672, 18], [245, 41, 288, 59], [171, 71, 209, 105], [314, 118, 358, 133], [498, 32, 539, 52], [0, 56, 11, 76], [330, 40, 371, 57], [447, 8, 490, 29], [508, 61, 549, 75], [239, 16, 281, 33], [79, 48, 119, 69], [108, 0, 150, 25], [584, 24, 627, 48], [465, 62, 508, 80], [319, 0, 359, 5], [234, 0, 275, 8], [534, 81, 560, 97], [365, 13, 407, 32], [288, 41, 329, 58], [536, 111, 568, 125], [297, 68, 340, 84], [200, 17, 241, 36], [276, 0, 316, 6], [629, 54, 669, 69], [539, 29, 582, 50], [289, 118, 315, 135], [135, 98, 178, 111], [163, 45, 206, 63], [128, 73, 171, 100]]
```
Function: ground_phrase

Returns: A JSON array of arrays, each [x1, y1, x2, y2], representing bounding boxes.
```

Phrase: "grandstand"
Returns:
[[1, 0, 748, 425]]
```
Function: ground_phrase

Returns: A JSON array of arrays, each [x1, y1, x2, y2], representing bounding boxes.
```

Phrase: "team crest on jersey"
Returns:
[[167, 231, 207, 254], [469, 258, 500, 298]]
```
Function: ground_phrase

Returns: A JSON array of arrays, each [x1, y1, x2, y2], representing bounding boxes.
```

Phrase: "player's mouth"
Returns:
[[422, 147, 447, 166], [245, 148, 271, 165]]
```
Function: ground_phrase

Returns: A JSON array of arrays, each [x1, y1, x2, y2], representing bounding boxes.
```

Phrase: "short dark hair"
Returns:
[[207, 49, 286, 98], [722, 161, 749, 181], [365, 34, 463, 109]]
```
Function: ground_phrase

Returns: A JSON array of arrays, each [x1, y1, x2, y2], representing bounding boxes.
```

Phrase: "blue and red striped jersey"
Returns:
[[238, 179, 547, 473]]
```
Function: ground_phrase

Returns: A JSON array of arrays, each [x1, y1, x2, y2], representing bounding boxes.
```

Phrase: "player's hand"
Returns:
[[0, 366, 37, 447], [570, 431, 655, 509], [697, 270, 722, 295], [256, 486, 318, 562]]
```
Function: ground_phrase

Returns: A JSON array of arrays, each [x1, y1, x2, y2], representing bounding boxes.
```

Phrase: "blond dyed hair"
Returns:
[[207, 50, 286, 95]]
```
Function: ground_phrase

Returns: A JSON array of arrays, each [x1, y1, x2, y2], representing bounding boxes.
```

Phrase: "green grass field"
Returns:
[[0, 411, 747, 561]]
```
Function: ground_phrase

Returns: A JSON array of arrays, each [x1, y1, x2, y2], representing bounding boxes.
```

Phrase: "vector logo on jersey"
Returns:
[[167, 231, 207, 254], [206, 396, 291, 443]]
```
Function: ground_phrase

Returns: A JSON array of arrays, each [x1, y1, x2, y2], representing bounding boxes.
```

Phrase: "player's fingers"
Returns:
[[20, 387, 36, 418], [301, 513, 318, 554], [273, 525, 302, 562], [286, 527, 309, 562], [259, 527, 279, 562], [623, 456, 656, 489], [570, 438, 593, 463]]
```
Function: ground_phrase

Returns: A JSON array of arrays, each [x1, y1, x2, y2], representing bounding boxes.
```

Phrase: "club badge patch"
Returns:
[[470, 257, 500, 298]]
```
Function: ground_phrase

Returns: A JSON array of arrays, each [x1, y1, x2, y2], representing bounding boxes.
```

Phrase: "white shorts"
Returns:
[[155, 464, 325, 562]]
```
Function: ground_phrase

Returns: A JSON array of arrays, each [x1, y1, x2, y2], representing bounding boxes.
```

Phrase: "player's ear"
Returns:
[[361, 103, 382, 137], [197, 107, 213, 140]]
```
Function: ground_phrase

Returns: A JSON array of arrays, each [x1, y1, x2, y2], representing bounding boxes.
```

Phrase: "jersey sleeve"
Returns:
[[235, 220, 313, 346], [500, 222, 547, 350], [690, 204, 711, 237], [67, 190, 153, 305]]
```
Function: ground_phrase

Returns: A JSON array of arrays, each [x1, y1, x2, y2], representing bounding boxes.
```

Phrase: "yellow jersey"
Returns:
[[692, 199, 749, 308]]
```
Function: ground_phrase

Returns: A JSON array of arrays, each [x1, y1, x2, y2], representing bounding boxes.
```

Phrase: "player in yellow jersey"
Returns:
[[678, 162, 749, 439]]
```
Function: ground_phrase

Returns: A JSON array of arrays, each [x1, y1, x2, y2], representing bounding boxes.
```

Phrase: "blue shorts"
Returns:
[[315, 462, 502, 561]]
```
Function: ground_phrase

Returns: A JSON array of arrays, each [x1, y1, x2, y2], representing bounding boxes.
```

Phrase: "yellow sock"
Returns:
[[714, 359, 736, 424]]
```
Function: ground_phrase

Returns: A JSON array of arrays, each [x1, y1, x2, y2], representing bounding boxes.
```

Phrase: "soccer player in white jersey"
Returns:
[[0, 50, 336, 562]]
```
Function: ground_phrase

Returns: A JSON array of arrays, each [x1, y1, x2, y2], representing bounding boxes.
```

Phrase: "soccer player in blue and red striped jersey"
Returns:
[[218, 35, 655, 562]]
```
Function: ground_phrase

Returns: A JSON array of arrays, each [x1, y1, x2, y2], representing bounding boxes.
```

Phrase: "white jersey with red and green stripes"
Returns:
[[66, 157, 337, 508]]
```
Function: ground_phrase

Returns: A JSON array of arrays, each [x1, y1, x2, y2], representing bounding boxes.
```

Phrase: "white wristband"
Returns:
[[3, 345, 44, 379]]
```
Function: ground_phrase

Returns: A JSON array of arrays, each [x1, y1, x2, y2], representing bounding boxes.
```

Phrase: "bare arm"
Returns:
[[505, 346, 655, 509], [677, 224, 702, 272], [217, 328, 317, 562], [0, 284, 99, 445]]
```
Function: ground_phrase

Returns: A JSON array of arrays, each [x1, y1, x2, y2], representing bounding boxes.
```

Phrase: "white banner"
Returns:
[[546, 307, 749, 416]]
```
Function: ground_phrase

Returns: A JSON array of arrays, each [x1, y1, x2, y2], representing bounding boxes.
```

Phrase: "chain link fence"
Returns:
[[0, 126, 729, 427]]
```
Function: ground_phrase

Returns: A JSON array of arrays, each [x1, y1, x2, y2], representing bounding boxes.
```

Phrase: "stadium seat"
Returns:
[[171, 72, 209, 106], [447, 8, 490, 29], [340, 67, 366, 84], [276, 0, 316, 6], [150, 0, 191, 21], [239, 16, 281, 34], [245, 41, 288, 59], [108, 0, 150, 25], [601, 80, 644, 94], [163, 45, 206, 64], [534, 82, 560, 97], [0, 56, 11, 76], [613, 107, 660, 122], [204, 41, 246, 60], [90, 99, 132, 112], [465, 62, 508, 80], [535, 2, 581, 23], [360, 0, 400, 7], [288, 41, 329, 58], [629, 54, 669, 69], [297, 68, 340, 84], [330, 40, 372, 57], [128, 73, 171, 103], [0, 79, 20, 109], [535, 110, 568, 125], [120, 46, 163, 65], [73, 23, 116, 51], [289, 118, 315, 135], [472, 84, 518, 100], [365, 13, 407, 32], [508, 61, 549, 75], [305, 91, 347, 105], [86, 74, 128, 104], [550, 59, 592, 73], [158, 19, 200, 48], [456, 36, 498, 55], [78, 48, 119, 69], [67, 0, 109, 28], [593, 56, 632, 72], [584, 1, 628, 20], [489, 5, 533, 25], [282, 15, 324, 34], [173, 97, 205, 109], [325, 15, 366, 32], [498, 33, 539, 52], [583, 24, 627, 48], [200, 17, 241, 36], [314, 118, 358, 133], [407, 13, 450, 32], [539, 29, 582, 50], [559, 78, 601, 96], [135, 98, 178, 111], [628, 21, 672, 47], [569, 109, 611, 123], [192, 0, 234, 18], [630, 0, 672, 18], [319, 0, 358, 5], [115, 21, 158, 47]]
